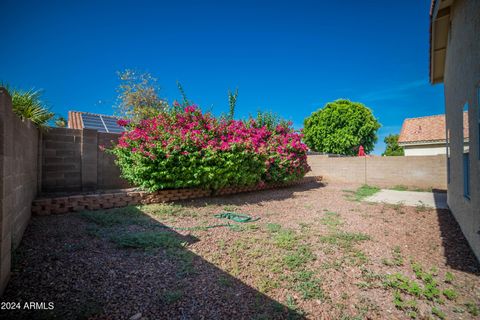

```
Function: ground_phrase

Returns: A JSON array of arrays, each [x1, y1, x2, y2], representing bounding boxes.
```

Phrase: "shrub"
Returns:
[[3, 86, 55, 129], [110, 106, 310, 191]]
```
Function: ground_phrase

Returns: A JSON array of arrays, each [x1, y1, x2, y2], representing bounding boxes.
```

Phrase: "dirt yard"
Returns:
[[2, 182, 480, 319]]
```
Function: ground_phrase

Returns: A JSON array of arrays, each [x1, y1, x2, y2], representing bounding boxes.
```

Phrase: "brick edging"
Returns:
[[32, 176, 322, 215]]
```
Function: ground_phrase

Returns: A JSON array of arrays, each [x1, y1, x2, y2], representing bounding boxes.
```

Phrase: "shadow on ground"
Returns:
[[1, 186, 323, 319], [433, 191, 480, 274], [182, 181, 325, 208]]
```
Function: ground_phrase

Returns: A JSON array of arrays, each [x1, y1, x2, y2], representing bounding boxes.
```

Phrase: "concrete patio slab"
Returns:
[[364, 189, 448, 209]]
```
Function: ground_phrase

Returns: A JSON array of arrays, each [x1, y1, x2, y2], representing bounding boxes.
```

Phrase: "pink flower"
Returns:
[[117, 119, 130, 127], [184, 105, 197, 113]]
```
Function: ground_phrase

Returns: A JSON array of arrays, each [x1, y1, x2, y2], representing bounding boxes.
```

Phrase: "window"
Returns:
[[478, 87, 480, 160], [463, 103, 470, 199], [446, 129, 451, 184], [464, 152, 470, 199]]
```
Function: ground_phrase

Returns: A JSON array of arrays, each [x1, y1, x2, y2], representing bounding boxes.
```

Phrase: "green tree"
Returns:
[[382, 134, 404, 156], [3, 86, 55, 129], [116, 69, 169, 122], [303, 99, 381, 155], [55, 116, 67, 127], [247, 110, 290, 130]]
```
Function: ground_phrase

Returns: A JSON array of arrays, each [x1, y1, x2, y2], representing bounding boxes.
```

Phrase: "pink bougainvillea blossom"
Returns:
[[112, 105, 310, 190]]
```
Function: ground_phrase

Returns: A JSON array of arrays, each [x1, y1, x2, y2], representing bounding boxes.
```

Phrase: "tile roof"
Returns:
[[398, 112, 469, 144], [68, 111, 83, 129]]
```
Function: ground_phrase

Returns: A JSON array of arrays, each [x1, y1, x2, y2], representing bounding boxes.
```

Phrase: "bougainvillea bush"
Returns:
[[110, 106, 310, 191]]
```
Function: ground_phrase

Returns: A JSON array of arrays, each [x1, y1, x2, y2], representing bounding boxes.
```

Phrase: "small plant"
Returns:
[[415, 201, 429, 213], [290, 271, 324, 300], [382, 246, 404, 266], [348, 185, 380, 201], [266, 223, 282, 233], [465, 302, 479, 316], [392, 291, 418, 312], [391, 202, 405, 214], [319, 231, 371, 250], [283, 245, 315, 269], [442, 288, 458, 300], [162, 289, 183, 304], [444, 271, 454, 283], [431, 306, 445, 319], [257, 276, 279, 293], [285, 294, 298, 311], [218, 275, 232, 287], [384, 273, 422, 297], [274, 229, 298, 249], [320, 211, 343, 228]]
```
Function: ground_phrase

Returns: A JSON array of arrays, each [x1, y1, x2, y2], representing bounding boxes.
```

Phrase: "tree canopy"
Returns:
[[303, 99, 381, 155], [382, 134, 404, 156], [115, 69, 169, 122]]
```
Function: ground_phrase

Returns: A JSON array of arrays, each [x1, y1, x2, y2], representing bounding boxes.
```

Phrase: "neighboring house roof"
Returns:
[[398, 112, 468, 144], [68, 111, 126, 133]]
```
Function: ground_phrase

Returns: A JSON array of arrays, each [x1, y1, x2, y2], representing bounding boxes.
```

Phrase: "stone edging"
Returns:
[[32, 176, 322, 215]]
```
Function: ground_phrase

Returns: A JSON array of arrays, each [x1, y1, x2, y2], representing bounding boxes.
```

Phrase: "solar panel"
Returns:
[[81, 114, 107, 132], [101, 116, 126, 133], [80, 113, 126, 133]]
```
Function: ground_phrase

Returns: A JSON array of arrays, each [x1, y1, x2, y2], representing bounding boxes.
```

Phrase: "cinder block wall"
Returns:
[[308, 154, 447, 189], [41, 130, 130, 193], [42, 128, 82, 193], [0, 88, 39, 294], [97, 132, 130, 190]]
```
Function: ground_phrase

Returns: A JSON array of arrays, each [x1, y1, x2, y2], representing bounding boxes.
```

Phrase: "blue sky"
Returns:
[[0, 0, 444, 154]]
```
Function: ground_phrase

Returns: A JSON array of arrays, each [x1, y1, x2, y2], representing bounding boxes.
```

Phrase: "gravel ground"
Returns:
[[2, 181, 479, 319]]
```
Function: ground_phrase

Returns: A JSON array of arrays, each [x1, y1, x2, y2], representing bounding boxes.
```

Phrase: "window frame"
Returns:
[[463, 103, 470, 199]]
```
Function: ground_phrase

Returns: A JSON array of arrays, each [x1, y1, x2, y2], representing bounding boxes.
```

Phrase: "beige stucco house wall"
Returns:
[[430, 0, 480, 261], [403, 143, 447, 156]]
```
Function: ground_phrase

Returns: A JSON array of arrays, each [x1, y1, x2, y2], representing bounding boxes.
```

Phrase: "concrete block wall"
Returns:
[[41, 129, 130, 193], [42, 128, 82, 192], [31, 176, 322, 215], [97, 132, 130, 190], [0, 88, 39, 294], [308, 154, 447, 189]]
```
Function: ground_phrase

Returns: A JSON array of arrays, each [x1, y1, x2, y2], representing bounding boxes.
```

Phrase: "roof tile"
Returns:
[[398, 112, 468, 144]]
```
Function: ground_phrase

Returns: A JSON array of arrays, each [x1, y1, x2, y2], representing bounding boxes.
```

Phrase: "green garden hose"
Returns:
[[158, 212, 259, 231], [213, 212, 260, 223]]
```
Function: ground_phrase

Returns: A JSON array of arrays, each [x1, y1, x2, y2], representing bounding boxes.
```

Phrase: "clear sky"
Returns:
[[1, 0, 444, 154]]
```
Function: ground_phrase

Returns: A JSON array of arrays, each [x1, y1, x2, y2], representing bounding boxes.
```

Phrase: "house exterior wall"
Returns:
[[0, 89, 40, 294], [443, 0, 480, 261], [403, 144, 447, 156]]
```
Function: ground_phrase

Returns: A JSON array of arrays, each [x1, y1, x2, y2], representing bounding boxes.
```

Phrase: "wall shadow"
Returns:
[[2, 203, 307, 319], [181, 181, 325, 208], [432, 191, 480, 274]]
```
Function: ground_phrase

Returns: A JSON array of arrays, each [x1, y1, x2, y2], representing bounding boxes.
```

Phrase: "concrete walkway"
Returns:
[[364, 189, 448, 209]]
